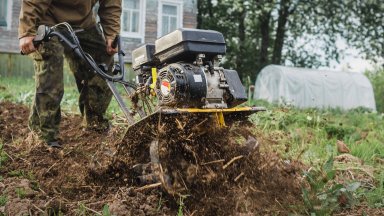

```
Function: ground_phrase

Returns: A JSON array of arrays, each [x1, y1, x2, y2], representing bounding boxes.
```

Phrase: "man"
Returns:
[[19, 1, 121, 147]]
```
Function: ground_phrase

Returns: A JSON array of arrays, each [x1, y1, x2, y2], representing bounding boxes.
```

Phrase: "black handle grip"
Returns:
[[20, 25, 51, 55]]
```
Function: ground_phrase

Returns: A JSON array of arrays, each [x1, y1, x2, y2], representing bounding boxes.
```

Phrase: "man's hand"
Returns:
[[106, 38, 118, 55], [19, 36, 36, 55]]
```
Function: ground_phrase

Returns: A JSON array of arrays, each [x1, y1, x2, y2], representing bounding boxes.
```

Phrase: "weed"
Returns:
[[0, 143, 8, 168], [30, 181, 40, 191], [177, 196, 186, 216], [157, 192, 164, 211], [0, 195, 7, 206], [76, 203, 87, 216], [15, 187, 26, 199], [324, 124, 355, 140], [365, 172, 384, 207], [302, 157, 360, 215], [8, 170, 25, 177], [102, 204, 111, 216]]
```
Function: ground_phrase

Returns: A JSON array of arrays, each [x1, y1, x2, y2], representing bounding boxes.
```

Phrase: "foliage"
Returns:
[[0, 143, 8, 168], [0, 76, 123, 116], [8, 170, 25, 178], [15, 188, 26, 199], [365, 66, 384, 113], [302, 157, 360, 215], [251, 104, 384, 211], [177, 196, 186, 216], [0, 195, 7, 206], [324, 124, 355, 140], [76, 203, 87, 216], [102, 204, 112, 216], [197, 0, 384, 82], [365, 172, 384, 208]]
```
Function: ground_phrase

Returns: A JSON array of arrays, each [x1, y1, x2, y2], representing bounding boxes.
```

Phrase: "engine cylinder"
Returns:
[[155, 63, 207, 107]]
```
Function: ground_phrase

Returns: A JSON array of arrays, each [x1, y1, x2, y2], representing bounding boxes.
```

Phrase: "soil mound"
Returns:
[[0, 101, 304, 215]]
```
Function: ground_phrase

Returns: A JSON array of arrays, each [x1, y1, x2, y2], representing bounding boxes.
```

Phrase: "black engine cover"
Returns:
[[155, 63, 207, 107]]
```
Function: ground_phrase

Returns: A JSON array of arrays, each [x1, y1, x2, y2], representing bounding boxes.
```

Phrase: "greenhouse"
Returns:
[[254, 65, 376, 111]]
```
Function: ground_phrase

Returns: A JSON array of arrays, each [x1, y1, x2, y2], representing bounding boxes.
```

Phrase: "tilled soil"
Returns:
[[0, 101, 305, 215]]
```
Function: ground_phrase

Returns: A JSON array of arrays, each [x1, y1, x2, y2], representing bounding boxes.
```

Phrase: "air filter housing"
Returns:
[[154, 28, 226, 63]]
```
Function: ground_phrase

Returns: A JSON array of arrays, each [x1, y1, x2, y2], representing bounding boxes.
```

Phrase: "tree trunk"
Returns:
[[236, 0, 247, 80], [272, 0, 290, 64], [259, 11, 271, 71]]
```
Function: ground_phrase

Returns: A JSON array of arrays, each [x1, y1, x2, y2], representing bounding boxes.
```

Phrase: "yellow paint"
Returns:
[[150, 67, 157, 89], [214, 112, 226, 127], [175, 107, 255, 113]]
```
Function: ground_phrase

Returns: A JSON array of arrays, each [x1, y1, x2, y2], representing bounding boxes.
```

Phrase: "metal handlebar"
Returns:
[[21, 24, 136, 88]]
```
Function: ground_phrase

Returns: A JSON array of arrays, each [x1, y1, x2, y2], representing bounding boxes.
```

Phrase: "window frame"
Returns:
[[120, 0, 146, 42], [157, 0, 183, 38], [0, 0, 13, 30]]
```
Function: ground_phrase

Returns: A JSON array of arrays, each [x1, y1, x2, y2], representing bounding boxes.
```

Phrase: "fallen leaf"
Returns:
[[337, 140, 350, 153]]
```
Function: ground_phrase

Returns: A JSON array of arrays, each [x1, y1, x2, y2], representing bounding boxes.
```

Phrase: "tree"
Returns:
[[196, 0, 384, 83], [366, 66, 384, 113]]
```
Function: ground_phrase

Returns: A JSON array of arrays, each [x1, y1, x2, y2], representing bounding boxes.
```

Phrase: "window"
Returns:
[[121, 0, 145, 40], [158, 1, 183, 37], [0, 0, 12, 29]]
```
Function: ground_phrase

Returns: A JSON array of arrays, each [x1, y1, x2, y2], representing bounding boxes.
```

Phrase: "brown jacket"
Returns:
[[19, 0, 121, 40]]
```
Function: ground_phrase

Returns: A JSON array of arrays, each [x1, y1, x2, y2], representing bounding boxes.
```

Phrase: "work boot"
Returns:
[[82, 117, 111, 133]]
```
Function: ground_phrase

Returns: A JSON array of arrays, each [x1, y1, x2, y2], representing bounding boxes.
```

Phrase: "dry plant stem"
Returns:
[[45, 162, 59, 174], [201, 159, 225, 166], [223, 155, 244, 169], [135, 182, 162, 191], [82, 205, 102, 215], [3, 150, 14, 161], [44, 197, 56, 207], [32, 204, 45, 213], [85, 199, 114, 205], [336, 167, 374, 178], [234, 172, 245, 182]]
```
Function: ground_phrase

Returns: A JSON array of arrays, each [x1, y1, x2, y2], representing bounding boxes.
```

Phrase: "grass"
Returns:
[[0, 143, 8, 168], [15, 188, 26, 199], [0, 74, 124, 116], [0, 195, 7, 206], [250, 103, 384, 210]]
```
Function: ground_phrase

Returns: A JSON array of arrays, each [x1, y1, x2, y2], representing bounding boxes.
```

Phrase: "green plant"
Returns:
[[324, 124, 355, 140], [0, 195, 7, 206], [366, 66, 384, 113], [76, 203, 87, 216], [365, 172, 384, 208], [30, 181, 40, 191], [0, 144, 8, 168], [15, 188, 26, 199], [102, 204, 111, 216], [177, 196, 186, 216], [302, 157, 360, 215], [157, 192, 164, 211], [8, 170, 25, 177]]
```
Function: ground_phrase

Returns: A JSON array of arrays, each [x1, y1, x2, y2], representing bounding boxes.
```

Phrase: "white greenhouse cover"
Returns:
[[254, 65, 376, 111]]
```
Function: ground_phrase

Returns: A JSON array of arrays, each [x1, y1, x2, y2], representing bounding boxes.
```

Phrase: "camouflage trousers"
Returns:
[[28, 25, 113, 142]]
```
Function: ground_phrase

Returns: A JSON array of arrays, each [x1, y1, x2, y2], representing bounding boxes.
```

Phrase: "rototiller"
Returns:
[[26, 22, 265, 193]]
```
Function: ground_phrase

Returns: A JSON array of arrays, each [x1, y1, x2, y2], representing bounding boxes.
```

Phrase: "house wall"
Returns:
[[0, 0, 197, 77]]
